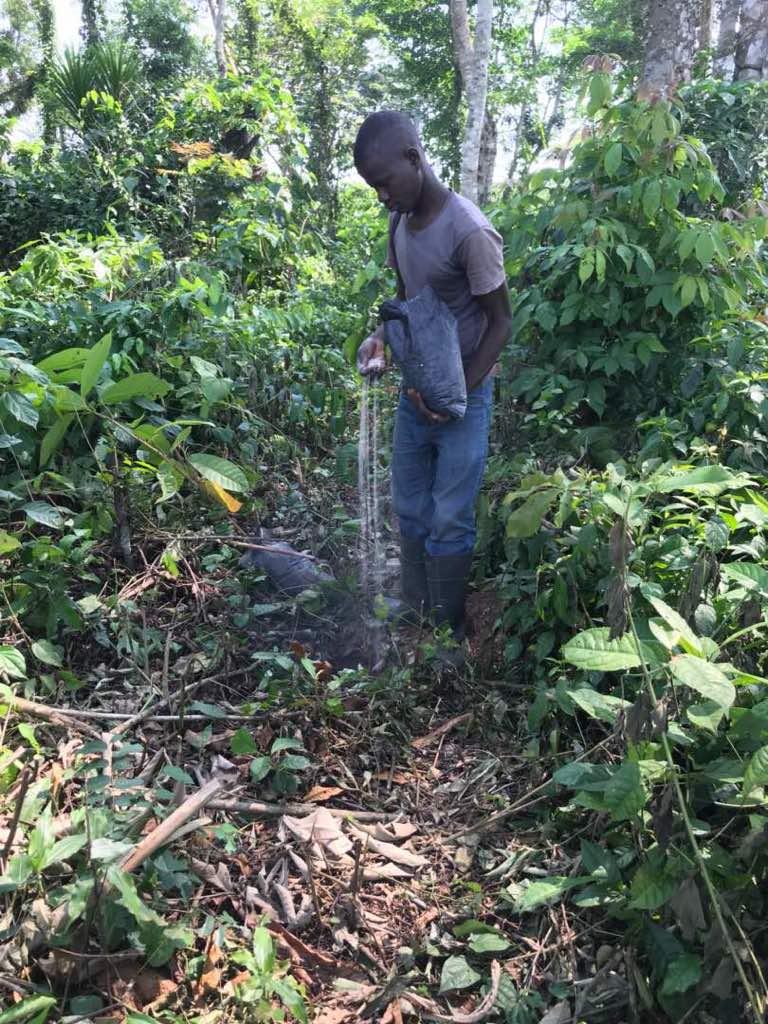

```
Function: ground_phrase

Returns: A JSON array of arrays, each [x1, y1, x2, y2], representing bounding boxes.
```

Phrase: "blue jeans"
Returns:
[[392, 378, 493, 556]]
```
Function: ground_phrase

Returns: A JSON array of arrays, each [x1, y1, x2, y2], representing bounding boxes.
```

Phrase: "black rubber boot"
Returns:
[[399, 536, 429, 620], [426, 552, 474, 634]]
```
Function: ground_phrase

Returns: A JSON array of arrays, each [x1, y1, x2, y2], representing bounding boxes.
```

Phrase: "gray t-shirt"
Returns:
[[387, 192, 506, 361]]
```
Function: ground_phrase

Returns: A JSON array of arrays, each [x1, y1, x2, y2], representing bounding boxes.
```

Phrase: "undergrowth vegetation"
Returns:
[[2, 40, 768, 1024]]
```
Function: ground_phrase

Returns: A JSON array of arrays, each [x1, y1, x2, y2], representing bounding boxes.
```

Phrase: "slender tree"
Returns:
[[450, 0, 493, 203], [734, 0, 768, 79], [207, 0, 228, 75]]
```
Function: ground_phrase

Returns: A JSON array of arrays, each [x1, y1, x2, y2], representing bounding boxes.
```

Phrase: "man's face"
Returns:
[[356, 145, 423, 214]]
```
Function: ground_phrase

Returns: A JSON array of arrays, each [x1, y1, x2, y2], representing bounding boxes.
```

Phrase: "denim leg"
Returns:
[[392, 393, 435, 542], [427, 379, 493, 556]]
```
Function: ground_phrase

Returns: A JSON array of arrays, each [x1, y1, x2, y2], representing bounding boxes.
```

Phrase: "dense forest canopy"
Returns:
[[2, 1, 768, 1023]]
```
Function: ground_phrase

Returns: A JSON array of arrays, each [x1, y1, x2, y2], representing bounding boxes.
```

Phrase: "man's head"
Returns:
[[353, 111, 425, 214]]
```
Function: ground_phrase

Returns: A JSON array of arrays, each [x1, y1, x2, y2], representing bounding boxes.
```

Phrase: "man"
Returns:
[[354, 110, 511, 637]]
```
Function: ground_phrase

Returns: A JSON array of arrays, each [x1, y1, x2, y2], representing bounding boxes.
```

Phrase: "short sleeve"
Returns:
[[456, 226, 506, 296]]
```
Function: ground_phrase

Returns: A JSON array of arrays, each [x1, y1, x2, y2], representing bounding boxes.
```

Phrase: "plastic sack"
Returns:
[[239, 537, 334, 595], [380, 285, 467, 419]]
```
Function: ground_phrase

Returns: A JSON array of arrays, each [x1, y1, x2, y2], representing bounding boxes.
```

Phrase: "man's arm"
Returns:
[[464, 283, 512, 392]]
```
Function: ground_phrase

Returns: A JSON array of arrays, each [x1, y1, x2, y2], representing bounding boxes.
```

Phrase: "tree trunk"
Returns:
[[639, 0, 701, 98], [33, 0, 55, 143], [699, 0, 713, 53], [734, 0, 768, 79], [207, 0, 227, 76], [81, 0, 103, 47], [713, 0, 741, 77], [449, 0, 494, 204], [477, 113, 497, 205]]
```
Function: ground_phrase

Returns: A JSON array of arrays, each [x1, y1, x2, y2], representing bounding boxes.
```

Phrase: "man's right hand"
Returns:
[[357, 333, 387, 376]]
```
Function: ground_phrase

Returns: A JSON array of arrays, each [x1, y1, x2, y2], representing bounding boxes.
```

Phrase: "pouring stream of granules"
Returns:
[[358, 374, 386, 661]]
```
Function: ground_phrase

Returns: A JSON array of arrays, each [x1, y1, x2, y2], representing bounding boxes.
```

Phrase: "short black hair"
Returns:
[[353, 110, 421, 167]]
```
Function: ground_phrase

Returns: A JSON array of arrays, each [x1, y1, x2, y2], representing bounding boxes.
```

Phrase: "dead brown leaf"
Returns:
[[314, 1009, 351, 1024], [411, 713, 472, 750], [305, 785, 344, 803]]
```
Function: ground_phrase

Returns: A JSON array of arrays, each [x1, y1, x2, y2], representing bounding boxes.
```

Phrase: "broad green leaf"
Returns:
[[705, 516, 729, 552], [468, 932, 511, 953], [101, 372, 171, 404], [721, 562, 768, 595], [281, 754, 311, 771], [678, 229, 697, 261], [80, 332, 111, 398], [188, 453, 249, 494], [561, 627, 642, 671], [604, 142, 623, 176], [647, 597, 701, 655], [452, 920, 501, 937], [90, 837, 134, 862], [653, 465, 752, 496], [31, 640, 63, 667], [505, 489, 557, 539], [694, 233, 715, 267], [39, 413, 74, 469], [252, 926, 276, 973], [23, 502, 63, 528], [660, 954, 702, 996], [669, 655, 735, 708], [1, 391, 38, 428], [552, 762, 613, 790], [0, 646, 26, 679], [231, 728, 258, 755], [271, 979, 308, 1024], [37, 347, 88, 373], [643, 179, 661, 219], [569, 687, 632, 724], [686, 701, 725, 733], [679, 275, 697, 309], [162, 764, 195, 785], [0, 531, 21, 555], [629, 859, 680, 909], [439, 955, 482, 992], [578, 248, 595, 284], [513, 875, 589, 912], [604, 761, 647, 821], [250, 756, 271, 782], [587, 72, 611, 114], [271, 737, 305, 753], [0, 995, 56, 1024], [43, 833, 87, 869], [156, 460, 182, 503], [743, 745, 768, 796]]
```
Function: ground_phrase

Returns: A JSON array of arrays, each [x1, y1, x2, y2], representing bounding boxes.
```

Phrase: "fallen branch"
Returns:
[[120, 778, 224, 874], [403, 960, 501, 1023], [56, 710, 266, 723], [110, 664, 260, 738], [208, 797, 396, 822], [1, 693, 102, 740], [155, 534, 319, 561]]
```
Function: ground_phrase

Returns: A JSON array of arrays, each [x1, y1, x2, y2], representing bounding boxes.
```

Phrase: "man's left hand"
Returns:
[[407, 389, 450, 424]]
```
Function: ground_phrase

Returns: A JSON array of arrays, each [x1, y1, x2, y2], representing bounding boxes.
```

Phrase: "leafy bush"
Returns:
[[495, 74, 768, 454]]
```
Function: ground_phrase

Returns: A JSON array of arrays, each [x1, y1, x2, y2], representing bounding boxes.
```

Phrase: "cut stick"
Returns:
[[207, 797, 396, 822], [120, 777, 224, 874]]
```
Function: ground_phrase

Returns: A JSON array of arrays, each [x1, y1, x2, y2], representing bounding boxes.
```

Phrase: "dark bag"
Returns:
[[383, 213, 467, 420], [380, 286, 467, 419]]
